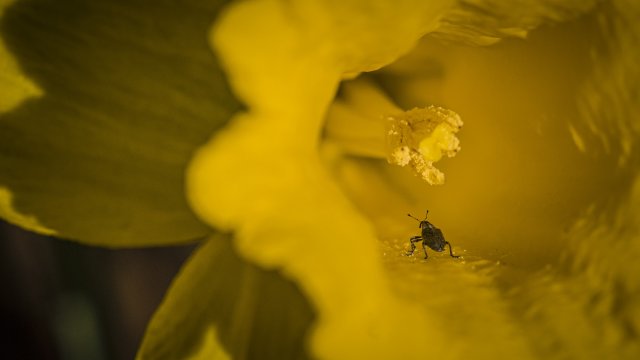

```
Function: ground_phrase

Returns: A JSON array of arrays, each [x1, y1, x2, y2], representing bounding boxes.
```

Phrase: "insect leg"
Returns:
[[406, 236, 422, 256], [445, 241, 460, 258], [422, 242, 429, 259]]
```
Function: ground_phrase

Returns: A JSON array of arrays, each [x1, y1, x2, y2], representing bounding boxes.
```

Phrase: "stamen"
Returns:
[[324, 78, 462, 185], [386, 106, 462, 185]]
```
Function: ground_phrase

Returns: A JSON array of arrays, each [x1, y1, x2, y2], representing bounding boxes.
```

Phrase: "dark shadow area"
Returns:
[[1, 221, 316, 360], [0, 220, 194, 359]]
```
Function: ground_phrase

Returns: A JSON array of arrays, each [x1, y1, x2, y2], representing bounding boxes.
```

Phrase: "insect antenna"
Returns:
[[407, 213, 421, 222], [408, 213, 424, 228], [408, 210, 431, 222]]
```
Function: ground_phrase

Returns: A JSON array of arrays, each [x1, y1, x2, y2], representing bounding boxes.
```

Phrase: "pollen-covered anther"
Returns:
[[386, 106, 463, 185]]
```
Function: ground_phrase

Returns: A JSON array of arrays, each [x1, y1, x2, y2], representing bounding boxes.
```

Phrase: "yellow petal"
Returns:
[[0, 187, 55, 235], [0, 0, 239, 246], [0, 0, 42, 113]]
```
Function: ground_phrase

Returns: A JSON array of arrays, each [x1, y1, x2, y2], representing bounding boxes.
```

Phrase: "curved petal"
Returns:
[[137, 235, 315, 360], [432, 0, 598, 45], [0, 0, 239, 246]]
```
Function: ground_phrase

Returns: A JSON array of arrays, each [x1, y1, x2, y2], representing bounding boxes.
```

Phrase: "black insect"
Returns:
[[406, 211, 459, 259]]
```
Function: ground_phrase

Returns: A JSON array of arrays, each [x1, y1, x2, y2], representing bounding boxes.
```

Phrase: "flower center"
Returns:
[[324, 78, 462, 184]]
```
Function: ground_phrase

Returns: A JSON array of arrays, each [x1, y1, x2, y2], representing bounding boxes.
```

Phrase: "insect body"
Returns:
[[406, 211, 459, 259]]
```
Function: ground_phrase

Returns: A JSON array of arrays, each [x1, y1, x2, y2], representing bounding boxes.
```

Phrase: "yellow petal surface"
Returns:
[[188, 1, 459, 359]]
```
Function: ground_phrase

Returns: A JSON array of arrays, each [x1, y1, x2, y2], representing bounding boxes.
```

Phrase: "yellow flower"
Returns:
[[2, 0, 639, 359]]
